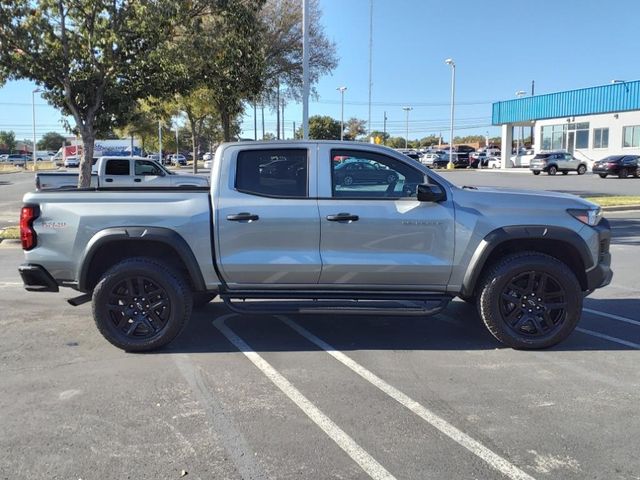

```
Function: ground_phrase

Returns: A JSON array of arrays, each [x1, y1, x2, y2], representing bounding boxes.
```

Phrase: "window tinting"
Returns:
[[235, 149, 307, 198], [331, 149, 425, 199], [105, 159, 130, 175]]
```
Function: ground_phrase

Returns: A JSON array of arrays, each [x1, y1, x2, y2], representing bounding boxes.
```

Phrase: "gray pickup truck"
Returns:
[[19, 141, 612, 351]]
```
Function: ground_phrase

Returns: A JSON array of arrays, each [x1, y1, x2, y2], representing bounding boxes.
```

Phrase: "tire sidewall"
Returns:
[[479, 254, 582, 349], [92, 258, 192, 352]]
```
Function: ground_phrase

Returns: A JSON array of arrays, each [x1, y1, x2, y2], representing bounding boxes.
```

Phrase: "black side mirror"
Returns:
[[417, 183, 446, 202]]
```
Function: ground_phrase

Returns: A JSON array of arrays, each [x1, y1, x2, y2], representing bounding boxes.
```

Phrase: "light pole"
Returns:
[[31, 88, 42, 171], [337, 86, 347, 140], [175, 124, 179, 163], [402, 106, 412, 148], [444, 58, 456, 169], [515, 90, 526, 165]]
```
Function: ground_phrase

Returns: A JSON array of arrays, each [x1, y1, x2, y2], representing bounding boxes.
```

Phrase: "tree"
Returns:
[[386, 137, 407, 149], [37, 132, 66, 151], [0, 131, 16, 153], [300, 115, 341, 140], [168, 0, 266, 142], [418, 135, 441, 148], [0, 0, 192, 187], [369, 130, 390, 144], [344, 118, 367, 141], [259, 0, 338, 131]]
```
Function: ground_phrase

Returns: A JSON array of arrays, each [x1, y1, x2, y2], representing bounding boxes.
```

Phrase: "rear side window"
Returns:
[[105, 159, 130, 175], [235, 149, 308, 198]]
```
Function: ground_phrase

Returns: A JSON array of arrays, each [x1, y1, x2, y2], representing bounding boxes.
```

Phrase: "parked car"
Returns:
[[19, 140, 613, 352], [530, 152, 588, 176], [2, 154, 29, 167], [203, 152, 214, 161], [204, 159, 213, 169], [592, 155, 640, 178], [420, 153, 442, 168], [170, 154, 187, 166], [36, 156, 208, 190], [146, 154, 161, 162], [63, 156, 80, 168], [469, 152, 489, 168], [486, 156, 515, 169], [333, 159, 397, 186]]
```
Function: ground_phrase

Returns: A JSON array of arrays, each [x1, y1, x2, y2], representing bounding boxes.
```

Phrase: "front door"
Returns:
[[216, 147, 322, 286], [317, 147, 455, 289], [566, 131, 575, 154]]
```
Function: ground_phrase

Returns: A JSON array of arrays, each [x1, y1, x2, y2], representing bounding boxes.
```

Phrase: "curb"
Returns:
[[601, 204, 640, 212]]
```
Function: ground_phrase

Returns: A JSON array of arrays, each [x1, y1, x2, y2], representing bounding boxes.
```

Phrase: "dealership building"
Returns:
[[492, 80, 640, 168]]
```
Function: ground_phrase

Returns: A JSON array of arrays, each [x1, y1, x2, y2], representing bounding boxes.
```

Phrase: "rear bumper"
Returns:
[[585, 219, 613, 291], [19, 264, 59, 292]]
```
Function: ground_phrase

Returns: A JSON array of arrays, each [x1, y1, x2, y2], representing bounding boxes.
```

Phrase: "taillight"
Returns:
[[20, 205, 40, 250]]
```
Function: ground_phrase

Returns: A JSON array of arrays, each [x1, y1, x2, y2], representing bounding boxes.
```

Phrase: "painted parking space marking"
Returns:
[[213, 316, 396, 480], [278, 316, 537, 480], [576, 327, 640, 349], [583, 307, 640, 327]]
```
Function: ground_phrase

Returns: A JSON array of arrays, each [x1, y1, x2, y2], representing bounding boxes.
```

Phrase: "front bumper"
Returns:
[[19, 264, 59, 292], [585, 219, 613, 291]]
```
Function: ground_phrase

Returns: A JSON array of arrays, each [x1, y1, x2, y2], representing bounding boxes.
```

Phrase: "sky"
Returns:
[[2, 0, 640, 146]]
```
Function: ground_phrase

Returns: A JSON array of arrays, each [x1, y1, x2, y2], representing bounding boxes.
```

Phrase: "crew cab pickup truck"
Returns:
[[35, 156, 208, 190], [19, 141, 612, 352]]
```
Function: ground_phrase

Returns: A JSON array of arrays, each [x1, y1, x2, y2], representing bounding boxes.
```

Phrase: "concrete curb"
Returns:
[[601, 204, 640, 212]]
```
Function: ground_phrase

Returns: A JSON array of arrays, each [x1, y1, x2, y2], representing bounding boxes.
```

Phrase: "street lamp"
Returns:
[[32, 88, 43, 171], [337, 86, 347, 140], [402, 106, 412, 148], [444, 58, 456, 169], [515, 90, 526, 166]]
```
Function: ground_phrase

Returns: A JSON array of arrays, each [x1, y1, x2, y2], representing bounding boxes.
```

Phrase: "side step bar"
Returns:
[[220, 290, 452, 317]]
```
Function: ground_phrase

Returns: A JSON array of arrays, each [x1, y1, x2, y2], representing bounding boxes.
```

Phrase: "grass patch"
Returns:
[[0, 164, 21, 173], [584, 196, 640, 207], [25, 161, 56, 171], [0, 226, 20, 240]]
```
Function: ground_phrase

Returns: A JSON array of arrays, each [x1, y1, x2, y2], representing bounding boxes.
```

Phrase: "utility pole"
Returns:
[[530, 80, 535, 147], [367, 0, 373, 140], [383, 111, 387, 145], [276, 83, 280, 140], [302, 0, 310, 139], [402, 106, 412, 149], [158, 121, 162, 164], [281, 99, 285, 140], [253, 103, 257, 141], [261, 105, 265, 140], [337, 86, 347, 141], [293, 121, 296, 139]]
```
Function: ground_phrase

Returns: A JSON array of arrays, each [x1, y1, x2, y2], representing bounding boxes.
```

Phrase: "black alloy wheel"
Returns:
[[93, 257, 192, 351], [498, 271, 567, 340], [478, 252, 582, 349]]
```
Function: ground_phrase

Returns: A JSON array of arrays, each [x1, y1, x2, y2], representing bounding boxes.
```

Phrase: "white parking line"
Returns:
[[583, 307, 640, 327], [212, 317, 396, 480], [576, 327, 640, 349], [278, 316, 537, 480]]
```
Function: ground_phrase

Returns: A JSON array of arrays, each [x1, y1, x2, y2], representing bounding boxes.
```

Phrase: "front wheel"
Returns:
[[598, 173, 607, 179], [342, 175, 354, 186], [577, 164, 587, 175], [532, 171, 540, 175], [618, 168, 628, 179], [92, 257, 193, 352], [547, 165, 558, 175], [477, 252, 582, 349]]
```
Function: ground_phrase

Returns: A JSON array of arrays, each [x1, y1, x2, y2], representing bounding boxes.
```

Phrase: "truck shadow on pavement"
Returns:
[[163, 298, 639, 354]]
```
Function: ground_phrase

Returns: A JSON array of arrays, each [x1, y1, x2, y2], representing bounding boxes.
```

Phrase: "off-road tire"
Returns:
[[92, 257, 192, 352], [477, 252, 582, 349]]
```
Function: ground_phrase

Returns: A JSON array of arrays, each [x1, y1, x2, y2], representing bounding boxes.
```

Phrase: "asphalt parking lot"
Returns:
[[1, 171, 640, 479]]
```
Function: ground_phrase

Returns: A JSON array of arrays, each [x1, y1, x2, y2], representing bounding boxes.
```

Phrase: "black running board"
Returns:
[[220, 291, 452, 317]]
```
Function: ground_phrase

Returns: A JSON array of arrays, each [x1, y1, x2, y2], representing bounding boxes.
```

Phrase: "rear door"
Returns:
[[216, 146, 321, 286], [317, 146, 455, 289], [102, 158, 134, 186]]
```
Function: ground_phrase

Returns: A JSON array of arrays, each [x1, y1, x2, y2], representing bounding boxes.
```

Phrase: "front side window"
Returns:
[[134, 160, 163, 176], [593, 128, 609, 149], [235, 149, 308, 198], [105, 159, 130, 175], [331, 149, 425, 198]]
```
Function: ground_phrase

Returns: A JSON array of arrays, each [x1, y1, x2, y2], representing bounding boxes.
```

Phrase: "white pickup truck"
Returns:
[[35, 156, 208, 190]]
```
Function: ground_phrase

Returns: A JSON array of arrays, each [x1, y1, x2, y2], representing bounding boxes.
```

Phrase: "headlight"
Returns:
[[567, 207, 603, 226]]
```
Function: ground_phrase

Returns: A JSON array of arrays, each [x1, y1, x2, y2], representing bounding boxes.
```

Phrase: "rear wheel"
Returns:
[[477, 252, 582, 349], [532, 171, 540, 175], [562, 171, 569, 175], [577, 164, 587, 175], [342, 175, 354, 186], [619, 168, 628, 179], [92, 257, 192, 352], [547, 165, 558, 175], [598, 173, 607, 179]]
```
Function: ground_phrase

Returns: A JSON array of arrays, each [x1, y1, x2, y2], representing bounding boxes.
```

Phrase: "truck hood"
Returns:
[[457, 186, 597, 209]]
